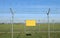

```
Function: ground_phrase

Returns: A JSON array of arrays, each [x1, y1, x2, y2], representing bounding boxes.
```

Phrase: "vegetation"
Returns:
[[0, 23, 60, 38]]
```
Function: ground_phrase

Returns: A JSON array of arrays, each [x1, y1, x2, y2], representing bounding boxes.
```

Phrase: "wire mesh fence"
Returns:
[[0, 8, 60, 38]]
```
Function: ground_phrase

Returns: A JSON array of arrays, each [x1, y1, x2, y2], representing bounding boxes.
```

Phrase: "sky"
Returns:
[[0, 0, 60, 23]]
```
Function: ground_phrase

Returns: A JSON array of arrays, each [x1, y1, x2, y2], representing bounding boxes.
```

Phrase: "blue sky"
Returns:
[[0, 0, 60, 23]]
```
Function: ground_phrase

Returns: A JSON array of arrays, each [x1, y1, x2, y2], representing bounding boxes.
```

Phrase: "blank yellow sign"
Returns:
[[26, 20, 36, 26]]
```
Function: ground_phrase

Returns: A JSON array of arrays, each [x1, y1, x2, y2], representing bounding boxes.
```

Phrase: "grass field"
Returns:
[[0, 23, 60, 38]]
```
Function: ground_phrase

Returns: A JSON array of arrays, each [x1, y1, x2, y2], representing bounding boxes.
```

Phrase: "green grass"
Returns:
[[0, 32, 60, 38], [13, 32, 48, 38], [0, 33, 11, 38], [0, 23, 60, 38], [0, 24, 11, 32]]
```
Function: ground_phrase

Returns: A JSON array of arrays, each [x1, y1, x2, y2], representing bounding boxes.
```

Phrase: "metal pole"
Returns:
[[24, 20, 26, 33], [10, 8, 14, 38], [52, 20, 54, 32], [38, 20, 40, 32], [47, 14, 50, 38], [47, 8, 50, 38], [12, 13, 14, 38]]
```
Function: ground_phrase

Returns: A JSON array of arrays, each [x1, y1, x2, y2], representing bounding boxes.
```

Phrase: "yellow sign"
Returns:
[[26, 20, 36, 26]]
